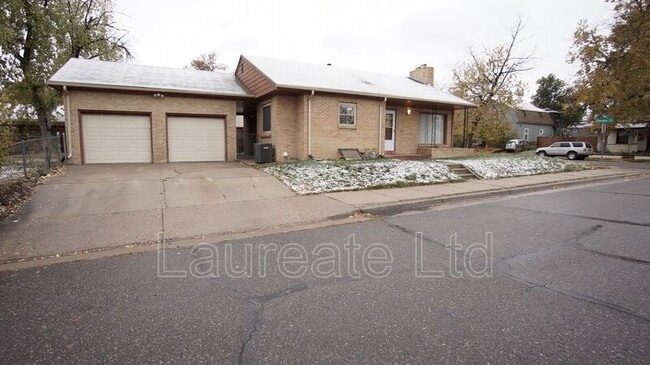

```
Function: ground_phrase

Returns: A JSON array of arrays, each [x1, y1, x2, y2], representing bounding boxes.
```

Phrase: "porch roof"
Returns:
[[241, 55, 476, 109]]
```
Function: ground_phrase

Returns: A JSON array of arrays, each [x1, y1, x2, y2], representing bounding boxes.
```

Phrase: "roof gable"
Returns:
[[241, 55, 475, 108]]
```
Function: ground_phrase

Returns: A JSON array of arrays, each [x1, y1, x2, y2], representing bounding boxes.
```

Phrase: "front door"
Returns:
[[384, 110, 396, 152]]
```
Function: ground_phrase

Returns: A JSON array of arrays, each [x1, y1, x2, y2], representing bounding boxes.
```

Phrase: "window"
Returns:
[[559, 142, 571, 147], [262, 104, 271, 133], [572, 142, 584, 147], [419, 113, 444, 144], [538, 128, 544, 136], [523, 128, 529, 141], [616, 129, 629, 144], [339, 103, 356, 127]]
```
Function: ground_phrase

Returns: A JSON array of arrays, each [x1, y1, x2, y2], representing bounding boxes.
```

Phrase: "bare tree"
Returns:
[[450, 17, 534, 147], [187, 52, 228, 72]]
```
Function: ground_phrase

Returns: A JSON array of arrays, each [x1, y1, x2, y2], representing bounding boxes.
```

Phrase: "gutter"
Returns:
[[47, 81, 255, 99], [308, 90, 314, 157], [379, 97, 386, 155], [275, 84, 476, 108], [62, 85, 72, 159]]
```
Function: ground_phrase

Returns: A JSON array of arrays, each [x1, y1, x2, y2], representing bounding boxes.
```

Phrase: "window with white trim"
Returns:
[[419, 113, 445, 144], [538, 128, 544, 136], [523, 128, 529, 141], [262, 104, 271, 132], [339, 103, 356, 127]]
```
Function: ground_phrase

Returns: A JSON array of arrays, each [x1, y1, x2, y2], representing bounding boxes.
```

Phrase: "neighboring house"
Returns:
[[47, 56, 474, 164], [506, 103, 556, 143], [568, 122, 597, 137], [0, 106, 65, 141], [607, 122, 649, 153], [570, 121, 649, 153]]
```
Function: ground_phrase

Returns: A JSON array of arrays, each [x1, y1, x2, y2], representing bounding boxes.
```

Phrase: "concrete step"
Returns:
[[445, 163, 480, 179]]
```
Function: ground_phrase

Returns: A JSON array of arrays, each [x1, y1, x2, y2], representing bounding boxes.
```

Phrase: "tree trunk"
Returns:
[[36, 107, 52, 170]]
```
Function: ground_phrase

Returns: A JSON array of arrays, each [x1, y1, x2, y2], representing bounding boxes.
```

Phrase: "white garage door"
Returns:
[[82, 114, 152, 164], [167, 116, 225, 162]]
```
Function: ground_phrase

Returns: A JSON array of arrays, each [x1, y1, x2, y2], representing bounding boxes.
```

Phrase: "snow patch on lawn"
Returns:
[[263, 160, 460, 195], [443, 155, 593, 179], [0, 165, 31, 183]]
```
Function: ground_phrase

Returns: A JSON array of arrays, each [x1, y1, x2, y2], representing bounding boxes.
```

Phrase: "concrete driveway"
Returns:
[[0, 163, 356, 261]]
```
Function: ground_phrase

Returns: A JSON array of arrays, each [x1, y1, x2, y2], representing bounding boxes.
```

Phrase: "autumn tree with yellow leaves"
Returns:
[[570, 0, 650, 123]]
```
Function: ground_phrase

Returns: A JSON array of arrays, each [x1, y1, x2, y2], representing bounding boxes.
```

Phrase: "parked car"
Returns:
[[536, 141, 593, 160], [504, 139, 527, 152]]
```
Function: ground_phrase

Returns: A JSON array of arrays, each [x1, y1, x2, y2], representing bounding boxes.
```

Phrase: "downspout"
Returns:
[[63, 85, 72, 159], [308, 90, 314, 157], [379, 97, 386, 155]]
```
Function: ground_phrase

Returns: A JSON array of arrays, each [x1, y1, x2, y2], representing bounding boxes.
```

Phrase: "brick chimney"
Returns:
[[409, 64, 434, 86]]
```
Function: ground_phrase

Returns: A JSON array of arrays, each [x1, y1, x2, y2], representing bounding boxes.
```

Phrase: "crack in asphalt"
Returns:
[[575, 244, 650, 265], [504, 271, 650, 323], [159, 180, 167, 235], [489, 204, 650, 227], [496, 224, 604, 266], [581, 189, 650, 197], [385, 218, 650, 323], [493, 223, 650, 322], [237, 284, 309, 365]]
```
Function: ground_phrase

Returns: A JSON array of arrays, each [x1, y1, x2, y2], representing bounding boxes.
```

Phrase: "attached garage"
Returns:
[[81, 114, 152, 164], [48, 58, 253, 164], [167, 116, 226, 162]]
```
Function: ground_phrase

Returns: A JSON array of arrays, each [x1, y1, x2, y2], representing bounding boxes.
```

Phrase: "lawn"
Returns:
[[442, 151, 597, 179], [263, 153, 598, 195], [263, 160, 460, 195]]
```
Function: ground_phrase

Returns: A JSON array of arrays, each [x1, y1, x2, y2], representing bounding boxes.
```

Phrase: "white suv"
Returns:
[[536, 141, 593, 160]]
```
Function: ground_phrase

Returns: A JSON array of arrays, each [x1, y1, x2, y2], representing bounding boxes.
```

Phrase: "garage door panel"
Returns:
[[167, 117, 225, 162], [82, 114, 152, 164]]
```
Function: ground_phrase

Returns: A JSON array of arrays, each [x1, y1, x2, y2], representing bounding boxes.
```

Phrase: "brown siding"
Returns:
[[517, 110, 554, 126], [236, 58, 276, 98]]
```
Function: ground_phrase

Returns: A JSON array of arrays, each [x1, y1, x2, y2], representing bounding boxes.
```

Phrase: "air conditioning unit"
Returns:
[[254, 143, 273, 163]]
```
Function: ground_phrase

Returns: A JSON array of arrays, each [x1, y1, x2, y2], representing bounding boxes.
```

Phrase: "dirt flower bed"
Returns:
[[263, 160, 460, 195], [0, 166, 65, 219]]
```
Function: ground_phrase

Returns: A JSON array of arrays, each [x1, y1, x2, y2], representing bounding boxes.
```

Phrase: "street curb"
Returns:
[[0, 213, 368, 272], [1, 171, 645, 272], [358, 172, 647, 217]]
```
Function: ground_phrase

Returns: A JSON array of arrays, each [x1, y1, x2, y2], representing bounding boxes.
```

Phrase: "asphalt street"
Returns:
[[1, 178, 649, 364]]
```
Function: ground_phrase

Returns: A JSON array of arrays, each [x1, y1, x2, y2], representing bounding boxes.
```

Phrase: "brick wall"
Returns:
[[257, 95, 299, 160], [390, 106, 454, 154], [258, 93, 384, 160], [310, 95, 382, 159], [67, 88, 238, 164], [69, 89, 237, 164]]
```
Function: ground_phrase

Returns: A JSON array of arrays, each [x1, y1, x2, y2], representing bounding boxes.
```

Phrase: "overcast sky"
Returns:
[[114, 0, 615, 100]]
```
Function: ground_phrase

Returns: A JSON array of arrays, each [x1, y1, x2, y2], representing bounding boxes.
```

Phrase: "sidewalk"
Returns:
[[325, 167, 643, 214], [0, 165, 644, 264]]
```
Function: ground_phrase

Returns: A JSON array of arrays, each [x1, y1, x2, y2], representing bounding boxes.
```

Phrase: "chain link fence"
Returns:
[[1, 135, 65, 182]]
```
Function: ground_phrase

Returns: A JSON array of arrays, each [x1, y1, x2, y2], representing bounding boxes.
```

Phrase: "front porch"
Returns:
[[387, 147, 477, 160], [416, 146, 477, 158]]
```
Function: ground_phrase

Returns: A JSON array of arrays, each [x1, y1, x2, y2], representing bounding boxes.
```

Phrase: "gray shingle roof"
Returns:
[[243, 55, 475, 108], [519, 102, 556, 113], [48, 58, 253, 97]]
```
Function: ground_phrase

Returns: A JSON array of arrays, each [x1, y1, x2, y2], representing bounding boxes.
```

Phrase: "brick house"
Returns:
[[48, 56, 474, 164]]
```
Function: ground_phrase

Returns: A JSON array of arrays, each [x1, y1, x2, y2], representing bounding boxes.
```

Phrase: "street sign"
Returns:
[[594, 115, 615, 123]]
